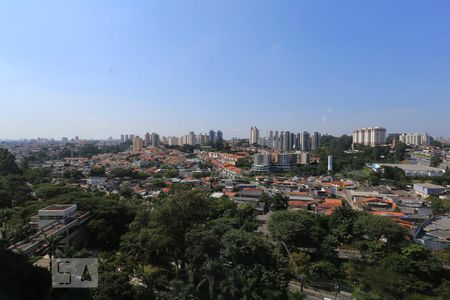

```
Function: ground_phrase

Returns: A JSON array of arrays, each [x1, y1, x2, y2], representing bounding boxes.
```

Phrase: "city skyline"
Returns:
[[0, 126, 449, 141], [1, 1, 450, 139]]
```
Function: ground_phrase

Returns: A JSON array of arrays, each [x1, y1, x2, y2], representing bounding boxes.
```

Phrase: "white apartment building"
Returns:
[[352, 127, 387, 146], [249, 126, 260, 145], [399, 133, 431, 146]]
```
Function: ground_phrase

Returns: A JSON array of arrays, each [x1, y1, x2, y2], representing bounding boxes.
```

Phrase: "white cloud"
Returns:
[[270, 43, 281, 50]]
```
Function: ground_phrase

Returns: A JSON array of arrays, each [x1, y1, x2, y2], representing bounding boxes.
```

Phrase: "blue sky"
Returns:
[[1, 0, 450, 139]]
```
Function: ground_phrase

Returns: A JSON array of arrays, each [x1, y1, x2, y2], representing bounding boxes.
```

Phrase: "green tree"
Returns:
[[0, 249, 51, 300], [269, 210, 326, 249], [309, 260, 338, 280], [90, 166, 106, 176], [431, 156, 443, 168], [0, 148, 21, 175]]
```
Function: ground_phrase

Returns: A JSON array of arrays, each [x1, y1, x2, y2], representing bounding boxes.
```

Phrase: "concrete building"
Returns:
[[132, 136, 143, 152], [249, 126, 260, 145], [399, 133, 432, 146], [299, 151, 310, 165], [353, 127, 387, 146], [414, 183, 447, 197], [188, 131, 196, 146], [416, 215, 450, 250], [167, 136, 178, 146], [217, 130, 223, 142], [33, 204, 78, 229], [370, 163, 446, 177], [300, 131, 311, 151], [9, 204, 91, 255], [144, 132, 151, 146], [151, 132, 160, 147], [311, 132, 321, 150], [274, 152, 294, 171], [209, 130, 216, 145], [282, 131, 292, 151], [251, 153, 272, 173]]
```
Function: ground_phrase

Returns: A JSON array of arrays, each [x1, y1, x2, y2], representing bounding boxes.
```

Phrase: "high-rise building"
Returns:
[[328, 155, 333, 172], [300, 131, 311, 151], [295, 133, 301, 149], [249, 126, 259, 145], [311, 132, 321, 151], [399, 133, 431, 146], [151, 133, 160, 147], [251, 152, 272, 173], [120, 134, 125, 143], [352, 127, 387, 146], [217, 130, 223, 142], [133, 136, 143, 152], [208, 130, 216, 145], [144, 132, 151, 146], [299, 152, 310, 165], [188, 131, 196, 146], [282, 131, 291, 151]]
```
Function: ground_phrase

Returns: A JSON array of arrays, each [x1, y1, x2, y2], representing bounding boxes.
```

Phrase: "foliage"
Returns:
[[0, 249, 51, 300], [428, 196, 450, 215], [261, 192, 288, 213], [431, 156, 443, 168], [0, 148, 21, 176], [269, 210, 327, 249], [236, 157, 253, 169], [120, 191, 289, 299], [90, 166, 106, 176]]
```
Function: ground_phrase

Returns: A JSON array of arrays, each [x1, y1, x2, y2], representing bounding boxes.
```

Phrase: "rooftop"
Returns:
[[414, 183, 445, 189], [376, 163, 445, 172], [39, 204, 76, 211]]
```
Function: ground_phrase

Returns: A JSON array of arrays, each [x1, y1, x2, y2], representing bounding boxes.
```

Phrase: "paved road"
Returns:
[[289, 281, 353, 300]]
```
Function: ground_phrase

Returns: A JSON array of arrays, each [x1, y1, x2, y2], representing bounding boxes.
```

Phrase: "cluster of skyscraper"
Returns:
[[249, 126, 321, 151], [166, 130, 223, 146], [124, 132, 160, 152], [123, 130, 224, 152]]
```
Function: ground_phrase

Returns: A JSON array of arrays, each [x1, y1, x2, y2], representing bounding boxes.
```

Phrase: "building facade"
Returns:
[[352, 127, 387, 146]]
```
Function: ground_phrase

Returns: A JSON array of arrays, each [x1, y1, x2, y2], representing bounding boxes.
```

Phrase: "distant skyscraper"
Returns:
[[249, 126, 259, 145], [295, 133, 301, 149], [151, 132, 160, 147], [209, 130, 216, 145], [282, 131, 291, 151], [300, 131, 310, 151], [144, 132, 151, 146], [120, 134, 125, 143], [168, 136, 178, 146], [311, 132, 321, 151], [188, 131, 196, 146], [133, 136, 143, 152], [217, 130, 223, 142], [352, 127, 387, 146], [399, 133, 431, 146]]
